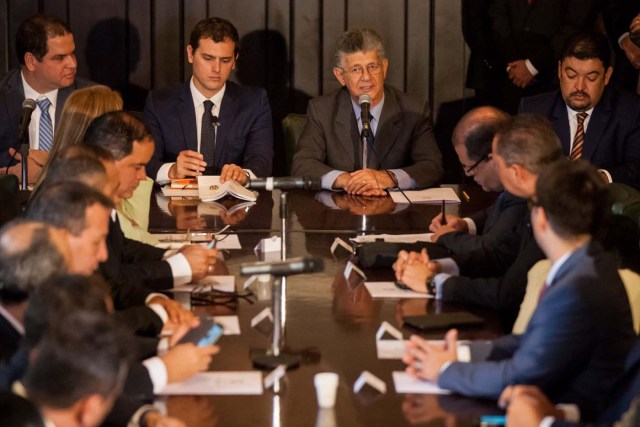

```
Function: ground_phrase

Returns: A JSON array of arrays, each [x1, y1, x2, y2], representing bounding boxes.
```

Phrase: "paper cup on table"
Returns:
[[314, 372, 339, 408]]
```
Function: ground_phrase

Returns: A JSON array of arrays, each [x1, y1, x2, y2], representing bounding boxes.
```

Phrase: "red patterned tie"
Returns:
[[569, 112, 588, 160]]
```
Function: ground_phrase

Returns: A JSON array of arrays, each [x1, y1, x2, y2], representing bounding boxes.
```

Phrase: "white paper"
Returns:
[[158, 371, 263, 395], [353, 371, 386, 394], [350, 233, 433, 244], [154, 234, 241, 250], [212, 315, 240, 335], [331, 237, 354, 255], [251, 307, 273, 328], [344, 261, 367, 281], [254, 236, 281, 253], [169, 275, 235, 293], [376, 321, 403, 341], [392, 372, 451, 395], [376, 340, 408, 360], [364, 282, 433, 299], [389, 187, 460, 204]]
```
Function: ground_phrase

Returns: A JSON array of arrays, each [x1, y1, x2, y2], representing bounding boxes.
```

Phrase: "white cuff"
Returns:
[[435, 258, 459, 276], [321, 170, 347, 190], [598, 169, 612, 184], [166, 253, 192, 286], [463, 217, 477, 235], [142, 357, 168, 394], [619, 32, 630, 48], [557, 403, 580, 422], [433, 273, 452, 300], [524, 59, 539, 76], [157, 337, 169, 355], [128, 404, 159, 427], [540, 416, 556, 427], [389, 169, 417, 190], [147, 303, 169, 325], [156, 162, 175, 185]]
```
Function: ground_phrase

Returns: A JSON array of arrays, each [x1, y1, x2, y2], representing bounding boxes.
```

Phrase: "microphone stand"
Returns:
[[252, 191, 301, 369], [360, 128, 370, 170], [19, 132, 29, 191]]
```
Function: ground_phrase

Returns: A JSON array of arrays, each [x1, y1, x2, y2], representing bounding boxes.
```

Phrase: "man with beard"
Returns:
[[519, 31, 640, 190]]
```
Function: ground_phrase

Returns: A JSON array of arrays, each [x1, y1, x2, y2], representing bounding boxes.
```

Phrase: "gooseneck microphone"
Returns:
[[247, 176, 322, 191], [359, 94, 372, 133], [18, 99, 36, 142], [240, 257, 324, 276], [212, 116, 220, 127]]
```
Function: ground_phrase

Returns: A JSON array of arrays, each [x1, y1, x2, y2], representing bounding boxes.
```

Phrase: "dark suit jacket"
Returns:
[[519, 88, 640, 189], [143, 80, 274, 180], [291, 86, 443, 188], [100, 216, 173, 310], [439, 243, 635, 422], [436, 191, 527, 254], [0, 312, 21, 364], [0, 68, 94, 167]]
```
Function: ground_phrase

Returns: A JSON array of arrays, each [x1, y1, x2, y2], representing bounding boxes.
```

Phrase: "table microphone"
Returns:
[[18, 99, 36, 142], [240, 257, 324, 276], [359, 94, 371, 133], [247, 177, 322, 191]]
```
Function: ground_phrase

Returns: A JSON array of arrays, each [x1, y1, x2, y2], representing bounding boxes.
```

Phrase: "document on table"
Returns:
[[364, 282, 433, 299], [161, 186, 200, 198], [392, 372, 451, 395], [154, 234, 241, 250], [169, 275, 235, 293], [157, 371, 263, 395], [350, 233, 433, 244], [213, 315, 241, 335], [377, 340, 408, 359], [389, 187, 460, 204]]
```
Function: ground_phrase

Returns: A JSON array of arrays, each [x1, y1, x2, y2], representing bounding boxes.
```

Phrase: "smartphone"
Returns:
[[178, 317, 224, 347], [480, 415, 506, 426]]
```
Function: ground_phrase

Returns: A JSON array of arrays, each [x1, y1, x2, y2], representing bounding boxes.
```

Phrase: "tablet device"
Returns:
[[403, 312, 484, 331], [178, 317, 224, 347]]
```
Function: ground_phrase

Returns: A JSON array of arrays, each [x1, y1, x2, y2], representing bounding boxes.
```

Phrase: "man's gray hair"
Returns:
[[334, 28, 386, 68]]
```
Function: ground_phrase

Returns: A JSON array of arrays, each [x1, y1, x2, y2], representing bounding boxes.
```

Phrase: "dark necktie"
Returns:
[[570, 112, 588, 160], [201, 100, 216, 168], [362, 114, 375, 167]]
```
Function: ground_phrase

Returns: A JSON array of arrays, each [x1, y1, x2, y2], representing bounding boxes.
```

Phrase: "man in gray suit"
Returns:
[[0, 14, 93, 182], [291, 28, 442, 196]]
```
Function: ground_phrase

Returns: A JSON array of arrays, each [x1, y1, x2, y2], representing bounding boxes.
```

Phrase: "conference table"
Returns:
[[148, 186, 506, 426]]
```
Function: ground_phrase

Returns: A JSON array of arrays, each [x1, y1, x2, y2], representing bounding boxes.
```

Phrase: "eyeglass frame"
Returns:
[[339, 62, 383, 79], [462, 153, 491, 175]]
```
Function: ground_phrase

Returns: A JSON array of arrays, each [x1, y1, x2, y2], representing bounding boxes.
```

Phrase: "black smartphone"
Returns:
[[178, 317, 224, 347]]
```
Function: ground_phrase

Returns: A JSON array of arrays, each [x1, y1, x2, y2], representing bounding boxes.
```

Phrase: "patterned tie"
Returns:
[[201, 100, 216, 168], [569, 112, 588, 160], [36, 97, 53, 152]]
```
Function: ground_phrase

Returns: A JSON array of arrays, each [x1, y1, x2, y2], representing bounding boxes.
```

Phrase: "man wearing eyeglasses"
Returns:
[[291, 28, 443, 196]]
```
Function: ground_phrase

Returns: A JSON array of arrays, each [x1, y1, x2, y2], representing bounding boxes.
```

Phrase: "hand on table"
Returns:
[[393, 249, 439, 293], [402, 329, 458, 382], [161, 343, 220, 383], [220, 164, 248, 185], [170, 150, 206, 178], [499, 385, 564, 427], [180, 245, 218, 281]]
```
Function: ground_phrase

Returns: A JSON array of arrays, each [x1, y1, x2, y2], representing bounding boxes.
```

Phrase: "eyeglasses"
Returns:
[[462, 154, 490, 175], [190, 284, 256, 307], [341, 63, 382, 79]]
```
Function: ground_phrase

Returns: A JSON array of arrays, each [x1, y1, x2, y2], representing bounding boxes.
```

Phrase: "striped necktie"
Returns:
[[569, 112, 588, 160], [36, 97, 53, 152]]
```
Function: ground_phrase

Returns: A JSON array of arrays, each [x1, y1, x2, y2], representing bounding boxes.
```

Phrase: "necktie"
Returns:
[[569, 112, 588, 160], [362, 114, 375, 168], [36, 98, 53, 152], [201, 100, 216, 168]]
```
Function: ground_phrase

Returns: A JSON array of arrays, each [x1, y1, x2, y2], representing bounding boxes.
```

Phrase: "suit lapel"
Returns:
[[373, 86, 402, 169], [549, 93, 571, 156], [177, 83, 198, 152], [582, 89, 611, 161], [548, 244, 590, 287], [216, 82, 240, 169], [334, 88, 356, 168], [4, 71, 24, 135]]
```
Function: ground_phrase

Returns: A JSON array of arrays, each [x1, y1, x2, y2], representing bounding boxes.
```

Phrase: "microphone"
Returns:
[[359, 94, 372, 133], [247, 176, 322, 191], [18, 99, 36, 142], [212, 116, 220, 127], [240, 257, 324, 276]]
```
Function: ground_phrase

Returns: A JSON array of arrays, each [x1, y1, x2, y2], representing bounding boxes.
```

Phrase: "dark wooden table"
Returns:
[[150, 187, 505, 427]]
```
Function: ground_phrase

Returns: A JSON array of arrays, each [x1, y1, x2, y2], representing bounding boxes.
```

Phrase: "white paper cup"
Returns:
[[314, 372, 339, 408]]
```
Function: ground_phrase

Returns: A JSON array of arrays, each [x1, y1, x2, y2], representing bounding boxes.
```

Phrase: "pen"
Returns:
[[441, 200, 447, 225], [207, 238, 217, 249], [462, 191, 470, 202]]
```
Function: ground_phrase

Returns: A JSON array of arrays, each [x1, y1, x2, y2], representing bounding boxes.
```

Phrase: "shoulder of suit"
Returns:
[[519, 90, 559, 111], [225, 80, 268, 99]]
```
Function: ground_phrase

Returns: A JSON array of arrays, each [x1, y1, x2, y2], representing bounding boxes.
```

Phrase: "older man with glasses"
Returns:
[[292, 28, 443, 196]]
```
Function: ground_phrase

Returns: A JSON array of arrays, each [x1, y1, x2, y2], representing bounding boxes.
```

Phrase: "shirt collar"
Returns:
[[545, 249, 575, 287], [21, 71, 58, 109], [190, 77, 226, 111], [566, 105, 594, 120]]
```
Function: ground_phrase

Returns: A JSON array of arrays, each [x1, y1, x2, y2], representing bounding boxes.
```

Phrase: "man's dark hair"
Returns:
[[0, 220, 68, 305], [535, 160, 609, 239], [16, 14, 71, 65], [23, 310, 131, 409], [84, 111, 152, 160], [189, 17, 240, 56], [23, 275, 110, 349], [334, 28, 385, 68], [560, 31, 611, 69], [27, 182, 113, 236], [494, 113, 563, 175], [454, 107, 510, 161]]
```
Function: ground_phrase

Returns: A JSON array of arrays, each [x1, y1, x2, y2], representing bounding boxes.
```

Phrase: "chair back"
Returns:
[[281, 114, 307, 174]]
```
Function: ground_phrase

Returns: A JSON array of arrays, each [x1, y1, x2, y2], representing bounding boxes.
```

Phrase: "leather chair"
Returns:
[[609, 183, 640, 227], [281, 114, 307, 174]]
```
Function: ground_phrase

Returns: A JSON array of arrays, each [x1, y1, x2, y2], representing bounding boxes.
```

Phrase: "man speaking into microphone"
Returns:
[[292, 28, 443, 196]]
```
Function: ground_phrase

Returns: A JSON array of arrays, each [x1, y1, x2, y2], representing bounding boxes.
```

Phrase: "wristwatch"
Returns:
[[425, 274, 436, 296]]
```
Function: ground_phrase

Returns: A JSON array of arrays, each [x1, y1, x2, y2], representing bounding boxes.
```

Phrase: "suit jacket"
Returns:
[[143, 80, 274, 180], [291, 85, 443, 188], [100, 216, 172, 310], [519, 88, 640, 189], [0, 68, 94, 166], [0, 313, 21, 364], [439, 243, 635, 422], [436, 191, 527, 254]]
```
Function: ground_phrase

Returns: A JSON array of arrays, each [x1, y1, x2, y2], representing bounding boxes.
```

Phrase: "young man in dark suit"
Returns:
[[144, 17, 273, 185], [0, 14, 94, 182], [402, 160, 635, 422], [291, 28, 443, 195], [519, 31, 640, 189]]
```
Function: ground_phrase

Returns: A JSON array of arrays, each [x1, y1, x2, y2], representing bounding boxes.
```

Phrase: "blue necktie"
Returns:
[[36, 98, 53, 152]]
